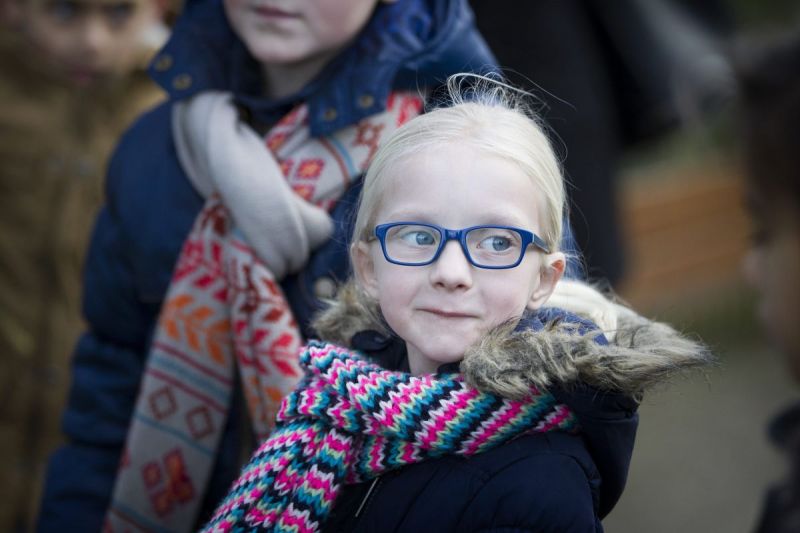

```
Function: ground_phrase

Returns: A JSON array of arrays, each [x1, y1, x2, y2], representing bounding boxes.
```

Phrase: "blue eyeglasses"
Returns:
[[374, 222, 550, 269]]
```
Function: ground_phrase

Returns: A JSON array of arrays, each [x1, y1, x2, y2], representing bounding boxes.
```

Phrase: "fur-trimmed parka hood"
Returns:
[[312, 279, 714, 400], [313, 278, 713, 518]]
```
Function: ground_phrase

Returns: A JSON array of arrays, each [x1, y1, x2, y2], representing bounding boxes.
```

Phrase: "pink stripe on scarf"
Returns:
[[534, 404, 573, 433], [418, 388, 480, 449], [463, 402, 523, 455]]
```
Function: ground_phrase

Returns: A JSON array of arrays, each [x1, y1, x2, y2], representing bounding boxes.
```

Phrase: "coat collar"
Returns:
[[319, 279, 713, 518], [147, 0, 496, 136], [313, 279, 713, 398], [350, 307, 608, 376]]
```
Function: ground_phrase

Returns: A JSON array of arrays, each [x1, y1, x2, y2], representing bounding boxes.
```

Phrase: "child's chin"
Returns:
[[65, 68, 114, 89], [422, 345, 471, 369]]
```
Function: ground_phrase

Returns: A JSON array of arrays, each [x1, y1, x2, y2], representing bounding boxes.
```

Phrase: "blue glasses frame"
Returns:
[[374, 222, 551, 269]]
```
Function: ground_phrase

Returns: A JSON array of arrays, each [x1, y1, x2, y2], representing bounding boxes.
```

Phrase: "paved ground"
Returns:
[[602, 295, 798, 533]]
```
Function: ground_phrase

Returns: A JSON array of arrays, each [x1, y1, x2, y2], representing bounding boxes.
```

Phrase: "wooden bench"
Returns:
[[616, 160, 749, 311]]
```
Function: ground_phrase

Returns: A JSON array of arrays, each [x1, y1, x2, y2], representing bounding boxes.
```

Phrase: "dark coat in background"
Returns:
[[755, 403, 800, 533], [468, 0, 733, 285]]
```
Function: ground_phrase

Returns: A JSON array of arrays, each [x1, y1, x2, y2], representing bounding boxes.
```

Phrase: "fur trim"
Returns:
[[311, 280, 389, 345], [461, 311, 713, 399], [311, 280, 714, 398]]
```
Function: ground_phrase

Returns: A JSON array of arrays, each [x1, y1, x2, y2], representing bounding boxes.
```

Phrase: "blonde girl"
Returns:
[[204, 77, 711, 533]]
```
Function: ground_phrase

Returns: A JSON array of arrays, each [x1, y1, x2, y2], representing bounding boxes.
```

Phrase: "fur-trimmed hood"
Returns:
[[312, 279, 714, 399], [313, 278, 713, 518]]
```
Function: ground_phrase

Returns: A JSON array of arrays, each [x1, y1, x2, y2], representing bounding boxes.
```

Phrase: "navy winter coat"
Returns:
[[37, 1, 581, 530], [323, 310, 639, 532]]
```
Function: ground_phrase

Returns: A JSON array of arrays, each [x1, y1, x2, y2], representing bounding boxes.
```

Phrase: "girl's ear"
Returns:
[[352, 241, 380, 299], [527, 252, 566, 310]]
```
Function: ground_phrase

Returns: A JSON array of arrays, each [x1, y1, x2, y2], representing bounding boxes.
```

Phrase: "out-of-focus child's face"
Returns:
[[223, 0, 379, 90], [22, 0, 159, 87], [743, 197, 800, 378], [353, 143, 564, 376]]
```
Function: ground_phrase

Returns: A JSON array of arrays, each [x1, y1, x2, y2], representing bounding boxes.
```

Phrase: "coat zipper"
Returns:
[[354, 476, 381, 519]]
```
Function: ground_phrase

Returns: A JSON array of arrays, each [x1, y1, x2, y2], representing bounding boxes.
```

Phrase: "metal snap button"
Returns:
[[153, 54, 173, 72], [322, 107, 338, 122], [172, 74, 192, 90], [358, 94, 375, 109]]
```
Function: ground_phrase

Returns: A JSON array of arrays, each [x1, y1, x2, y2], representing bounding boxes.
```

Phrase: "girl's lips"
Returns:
[[420, 309, 476, 319], [252, 4, 297, 17]]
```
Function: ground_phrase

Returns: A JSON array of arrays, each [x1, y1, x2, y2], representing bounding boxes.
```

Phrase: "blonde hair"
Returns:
[[315, 77, 629, 345], [352, 75, 565, 258]]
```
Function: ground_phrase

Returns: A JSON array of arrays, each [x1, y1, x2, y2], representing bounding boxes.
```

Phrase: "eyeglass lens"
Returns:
[[382, 224, 525, 267]]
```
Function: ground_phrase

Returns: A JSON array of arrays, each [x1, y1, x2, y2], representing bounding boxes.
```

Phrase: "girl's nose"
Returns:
[[429, 240, 473, 290]]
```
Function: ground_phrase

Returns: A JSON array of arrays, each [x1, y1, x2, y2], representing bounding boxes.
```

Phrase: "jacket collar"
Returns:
[[147, 0, 496, 136], [350, 308, 610, 376], [320, 279, 713, 519], [313, 280, 713, 398]]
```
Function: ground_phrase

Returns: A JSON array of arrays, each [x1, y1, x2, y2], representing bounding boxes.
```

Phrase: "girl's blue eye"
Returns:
[[401, 230, 436, 246], [487, 236, 511, 251], [475, 233, 516, 253]]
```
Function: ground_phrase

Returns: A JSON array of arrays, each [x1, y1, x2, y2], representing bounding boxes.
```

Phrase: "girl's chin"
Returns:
[[410, 349, 470, 374]]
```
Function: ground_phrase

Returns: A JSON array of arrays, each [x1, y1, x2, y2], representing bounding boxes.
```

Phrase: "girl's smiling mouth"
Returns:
[[419, 308, 478, 319], [252, 4, 298, 18]]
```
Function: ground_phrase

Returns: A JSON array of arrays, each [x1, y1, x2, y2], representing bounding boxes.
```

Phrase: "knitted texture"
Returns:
[[202, 341, 578, 532]]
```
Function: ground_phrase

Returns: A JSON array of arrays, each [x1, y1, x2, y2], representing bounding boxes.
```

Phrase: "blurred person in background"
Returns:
[[739, 28, 800, 533], [0, 0, 168, 529], [468, 0, 733, 286]]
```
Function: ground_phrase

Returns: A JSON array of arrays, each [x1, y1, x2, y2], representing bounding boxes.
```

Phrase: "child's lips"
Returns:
[[67, 66, 105, 86], [419, 308, 477, 319], [252, 4, 298, 18]]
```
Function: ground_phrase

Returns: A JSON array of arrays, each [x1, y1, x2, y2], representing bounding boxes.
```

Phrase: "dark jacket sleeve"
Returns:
[[552, 385, 639, 518], [37, 207, 152, 532], [457, 452, 600, 532], [36, 103, 193, 532]]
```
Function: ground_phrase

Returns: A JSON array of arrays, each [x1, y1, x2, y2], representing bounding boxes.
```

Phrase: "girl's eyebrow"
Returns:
[[469, 208, 534, 228], [381, 206, 535, 228], [478, 215, 531, 228], [380, 216, 535, 230], [379, 209, 435, 222]]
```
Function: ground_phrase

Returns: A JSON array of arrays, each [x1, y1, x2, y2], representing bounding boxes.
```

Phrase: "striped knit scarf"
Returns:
[[105, 92, 424, 533], [202, 341, 578, 532]]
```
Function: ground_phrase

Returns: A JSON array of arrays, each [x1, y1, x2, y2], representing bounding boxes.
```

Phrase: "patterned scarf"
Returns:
[[105, 92, 424, 533], [201, 341, 579, 532]]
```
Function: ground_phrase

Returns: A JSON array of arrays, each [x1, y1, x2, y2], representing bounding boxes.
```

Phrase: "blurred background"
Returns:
[[601, 4, 797, 532], [1, 0, 799, 531], [530, 2, 796, 531], [467, 0, 800, 531]]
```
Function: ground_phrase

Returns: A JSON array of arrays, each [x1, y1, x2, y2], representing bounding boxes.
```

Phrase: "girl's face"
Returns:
[[743, 198, 800, 378], [354, 143, 565, 375], [223, 0, 379, 97]]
